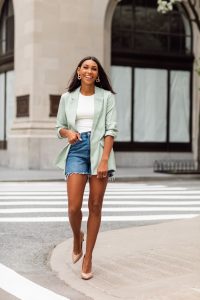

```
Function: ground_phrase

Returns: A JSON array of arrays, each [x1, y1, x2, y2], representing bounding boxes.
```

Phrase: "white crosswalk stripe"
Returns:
[[0, 182, 199, 223]]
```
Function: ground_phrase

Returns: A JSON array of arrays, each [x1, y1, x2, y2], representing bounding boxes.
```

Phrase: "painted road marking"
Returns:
[[0, 188, 189, 195], [2, 195, 200, 200], [0, 263, 69, 300], [0, 214, 198, 222], [0, 200, 200, 205], [0, 207, 200, 213]]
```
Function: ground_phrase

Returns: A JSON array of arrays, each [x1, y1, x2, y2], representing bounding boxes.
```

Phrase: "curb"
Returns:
[[114, 174, 200, 182], [0, 174, 200, 182]]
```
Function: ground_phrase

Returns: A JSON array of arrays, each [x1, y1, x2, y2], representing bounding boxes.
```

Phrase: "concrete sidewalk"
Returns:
[[50, 216, 200, 300], [1, 166, 200, 182]]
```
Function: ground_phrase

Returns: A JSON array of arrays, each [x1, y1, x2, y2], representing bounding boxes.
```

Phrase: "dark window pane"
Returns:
[[112, 0, 192, 56], [121, 0, 133, 6], [170, 13, 185, 35], [144, 0, 157, 8], [0, 0, 14, 57], [121, 31, 132, 49], [135, 6, 169, 33], [8, 0, 14, 17], [134, 33, 168, 53], [170, 35, 182, 53], [135, 0, 145, 6], [135, 6, 146, 31], [146, 10, 169, 34], [121, 5, 133, 30], [112, 33, 121, 49], [112, 6, 121, 30], [0, 4, 6, 55], [6, 15, 14, 53]]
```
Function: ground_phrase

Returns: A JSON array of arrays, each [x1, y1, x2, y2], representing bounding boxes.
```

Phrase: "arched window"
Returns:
[[0, 0, 14, 149], [111, 0, 193, 152], [0, 0, 14, 57]]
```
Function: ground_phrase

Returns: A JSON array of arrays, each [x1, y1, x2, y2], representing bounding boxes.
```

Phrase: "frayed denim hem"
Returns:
[[64, 171, 116, 181], [65, 172, 91, 181]]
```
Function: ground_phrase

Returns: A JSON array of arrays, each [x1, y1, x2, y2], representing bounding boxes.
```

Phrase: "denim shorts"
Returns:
[[65, 131, 114, 178]]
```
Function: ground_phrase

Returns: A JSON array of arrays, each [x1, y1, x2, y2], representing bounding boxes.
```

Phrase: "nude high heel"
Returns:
[[81, 255, 93, 280], [72, 231, 84, 264]]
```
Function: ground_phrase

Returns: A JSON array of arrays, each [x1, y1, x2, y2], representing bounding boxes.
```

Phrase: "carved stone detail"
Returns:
[[16, 95, 29, 117], [49, 95, 60, 117]]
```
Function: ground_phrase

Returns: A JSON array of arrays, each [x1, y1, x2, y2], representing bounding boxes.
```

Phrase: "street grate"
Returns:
[[153, 160, 200, 174]]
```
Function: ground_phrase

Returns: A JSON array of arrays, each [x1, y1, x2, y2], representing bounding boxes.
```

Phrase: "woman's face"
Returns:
[[77, 59, 99, 86]]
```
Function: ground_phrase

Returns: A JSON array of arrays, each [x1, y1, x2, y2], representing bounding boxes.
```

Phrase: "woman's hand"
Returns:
[[97, 159, 108, 179], [66, 130, 82, 144]]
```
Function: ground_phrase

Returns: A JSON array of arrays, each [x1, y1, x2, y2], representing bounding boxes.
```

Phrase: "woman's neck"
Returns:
[[80, 84, 95, 96]]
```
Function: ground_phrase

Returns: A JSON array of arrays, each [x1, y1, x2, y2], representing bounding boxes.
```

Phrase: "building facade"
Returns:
[[0, 0, 200, 169]]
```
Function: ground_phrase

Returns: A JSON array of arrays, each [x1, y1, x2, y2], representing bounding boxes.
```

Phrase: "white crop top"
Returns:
[[75, 93, 94, 133]]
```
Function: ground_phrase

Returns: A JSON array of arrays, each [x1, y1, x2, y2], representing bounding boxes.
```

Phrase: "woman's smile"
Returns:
[[85, 75, 93, 80]]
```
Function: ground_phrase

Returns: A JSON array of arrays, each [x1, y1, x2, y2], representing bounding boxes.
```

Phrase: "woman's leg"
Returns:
[[83, 175, 108, 273], [67, 174, 88, 254]]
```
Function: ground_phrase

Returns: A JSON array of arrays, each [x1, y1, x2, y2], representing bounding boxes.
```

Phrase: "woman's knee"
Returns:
[[68, 205, 81, 217], [89, 200, 102, 216]]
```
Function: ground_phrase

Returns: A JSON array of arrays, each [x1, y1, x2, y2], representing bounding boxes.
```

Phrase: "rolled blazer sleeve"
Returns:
[[105, 93, 118, 139], [55, 94, 68, 139]]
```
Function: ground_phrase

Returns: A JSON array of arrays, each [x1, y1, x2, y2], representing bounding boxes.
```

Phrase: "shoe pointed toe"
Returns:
[[81, 271, 93, 280], [72, 251, 83, 264]]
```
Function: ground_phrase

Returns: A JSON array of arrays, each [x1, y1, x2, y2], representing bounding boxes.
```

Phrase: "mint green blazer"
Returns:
[[55, 86, 118, 174]]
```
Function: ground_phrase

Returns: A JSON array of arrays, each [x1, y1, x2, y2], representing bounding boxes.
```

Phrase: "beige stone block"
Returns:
[[8, 135, 66, 169]]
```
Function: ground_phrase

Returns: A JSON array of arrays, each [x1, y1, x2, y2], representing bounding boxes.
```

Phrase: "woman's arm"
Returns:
[[101, 136, 114, 161], [97, 135, 114, 178], [97, 136, 114, 179]]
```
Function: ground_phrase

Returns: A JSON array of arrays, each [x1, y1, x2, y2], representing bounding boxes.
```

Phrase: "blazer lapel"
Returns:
[[67, 88, 79, 130]]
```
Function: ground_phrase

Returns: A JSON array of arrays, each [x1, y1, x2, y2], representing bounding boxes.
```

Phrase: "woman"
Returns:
[[55, 56, 118, 280]]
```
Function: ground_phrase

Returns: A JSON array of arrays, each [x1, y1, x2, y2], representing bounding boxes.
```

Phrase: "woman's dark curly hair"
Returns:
[[67, 56, 115, 94]]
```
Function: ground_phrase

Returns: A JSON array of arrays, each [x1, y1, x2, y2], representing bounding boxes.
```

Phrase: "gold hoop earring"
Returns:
[[96, 77, 100, 82], [78, 74, 81, 80]]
